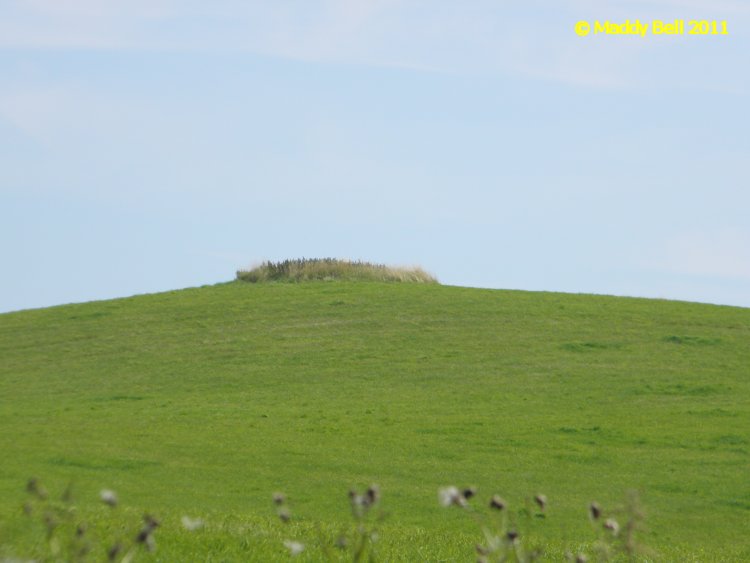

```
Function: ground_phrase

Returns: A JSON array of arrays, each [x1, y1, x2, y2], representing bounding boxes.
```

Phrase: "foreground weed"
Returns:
[[12, 478, 159, 563], [579, 490, 652, 562], [439, 486, 548, 562], [439, 486, 651, 562], [273, 485, 385, 561]]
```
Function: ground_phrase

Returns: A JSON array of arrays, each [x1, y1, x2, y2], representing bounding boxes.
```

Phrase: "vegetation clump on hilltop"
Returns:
[[236, 258, 437, 284]]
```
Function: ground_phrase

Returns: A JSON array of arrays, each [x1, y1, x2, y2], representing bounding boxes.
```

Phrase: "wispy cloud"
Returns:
[[0, 0, 175, 49], [2, 1, 747, 90]]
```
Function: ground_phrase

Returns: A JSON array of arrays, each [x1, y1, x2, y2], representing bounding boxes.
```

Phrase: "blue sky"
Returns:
[[2, 1, 749, 312]]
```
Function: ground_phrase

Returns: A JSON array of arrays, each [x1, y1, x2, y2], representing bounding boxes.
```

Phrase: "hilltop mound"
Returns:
[[236, 258, 437, 283]]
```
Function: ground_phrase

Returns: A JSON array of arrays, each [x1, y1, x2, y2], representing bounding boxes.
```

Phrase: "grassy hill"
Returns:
[[0, 281, 749, 561]]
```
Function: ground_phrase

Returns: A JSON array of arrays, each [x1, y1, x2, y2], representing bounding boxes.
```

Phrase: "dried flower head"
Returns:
[[26, 477, 39, 494], [143, 534, 156, 552], [589, 502, 602, 520], [366, 484, 380, 505], [534, 494, 547, 511], [43, 511, 58, 533], [278, 507, 291, 523], [506, 530, 519, 543], [181, 516, 205, 531], [489, 495, 507, 511], [99, 489, 118, 507], [476, 544, 490, 556], [463, 486, 478, 500], [272, 492, 286, 506], [136, 513, 160, 551], [62, 482, 75, 504], [283, 540, 305, 556], [575, 554, 588, 563], [26, 478, 48, 500], [439, 486, 466, 507], [107, 543, 123, 562], [604, 518, 620, 536], [143, 514, 160, 529], [349, 489, 362, 507]]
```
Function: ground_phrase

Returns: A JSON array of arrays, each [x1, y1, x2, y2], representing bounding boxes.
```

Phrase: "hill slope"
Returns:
[[1, 282, 749, 560]]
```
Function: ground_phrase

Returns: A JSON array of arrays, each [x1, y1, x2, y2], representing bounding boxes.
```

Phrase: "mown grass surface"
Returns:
[[1, 282, 749, 560]]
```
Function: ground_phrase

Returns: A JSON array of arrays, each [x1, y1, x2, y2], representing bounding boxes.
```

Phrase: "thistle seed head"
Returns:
[[350, 492, 364, 509], [143, 514, 160, 530], [366, 484, 380, 505], [136, 513, 160, 548], [99, 489, 118, 507], [62, 483, 75, 504], [283, 540, 305, 556], [272, 492, 286, 505], [136, 528, 157, 551], [534, 494, 547, 511], [489, 495, 506, 511], [181, 516, 205, 531], [438, 486, 466, 507], [136, 528, 150, 544], [26, 478, 48, 500], [604, 518, 620, 536], [26, 477, 39, 494], [589, 502, 602, 520], [107, 543, 123, 562], [43, 511, 58, 533], [278, 507, 291, 522]]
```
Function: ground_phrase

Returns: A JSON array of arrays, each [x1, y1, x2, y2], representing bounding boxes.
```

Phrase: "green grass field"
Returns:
[[1, 281, 749, 561]]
